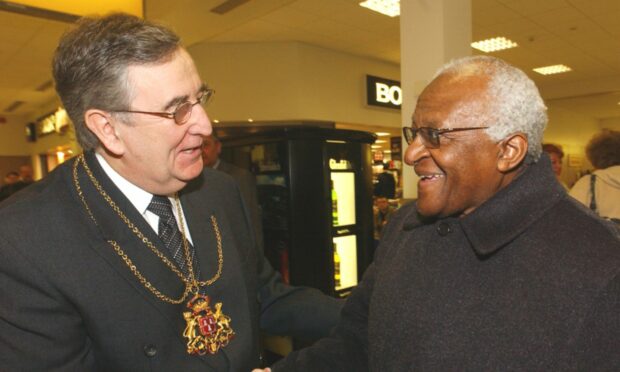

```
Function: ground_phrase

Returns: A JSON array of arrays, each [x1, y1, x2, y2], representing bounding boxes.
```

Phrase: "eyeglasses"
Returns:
[[111, 88, 215, 125], [402, 126, 489, 148]]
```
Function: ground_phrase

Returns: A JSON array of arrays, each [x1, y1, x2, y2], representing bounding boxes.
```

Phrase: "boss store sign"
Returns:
[[366, 75, 401, 110]]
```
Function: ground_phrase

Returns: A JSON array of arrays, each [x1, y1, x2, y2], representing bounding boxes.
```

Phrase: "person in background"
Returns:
[[261, 56, 619, 371], [372, 196, 394, 258], [542, 143, 568, 189], [202, 133, 261, 233], [569, 129, 620, 223], [373, 165, 396, 199], [0, 171, 21, 202], [0, 168, 31, 202], [18, 164, 34, 184], [202, 133, 343, 341], [0, 13, 339, 370], [3, 171, 19, 185]]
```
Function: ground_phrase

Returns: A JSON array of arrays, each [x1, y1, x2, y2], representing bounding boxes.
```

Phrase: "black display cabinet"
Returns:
[[218, 123, 376, 297]]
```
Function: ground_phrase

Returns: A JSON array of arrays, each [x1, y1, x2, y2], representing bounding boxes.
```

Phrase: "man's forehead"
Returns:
[[412, 73, 490, 125]]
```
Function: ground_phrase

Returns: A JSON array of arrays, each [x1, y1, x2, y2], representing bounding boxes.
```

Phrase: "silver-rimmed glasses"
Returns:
[[111, 88, 215, 125]]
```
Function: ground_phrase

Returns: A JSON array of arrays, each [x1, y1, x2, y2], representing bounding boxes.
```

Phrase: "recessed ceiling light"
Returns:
[[375, 132, 390, 136], [471, 37, 518, 53], [248, 118, 254, 122], [533, 64, 572, 75], [375, 140, 387, 144], [359, 0, 400, 17], [213, 119, 220, 123], [371, 145, 382, 148]]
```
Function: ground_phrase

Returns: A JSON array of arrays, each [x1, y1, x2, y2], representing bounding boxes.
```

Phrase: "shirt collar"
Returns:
[[94, 152, 154, 215]]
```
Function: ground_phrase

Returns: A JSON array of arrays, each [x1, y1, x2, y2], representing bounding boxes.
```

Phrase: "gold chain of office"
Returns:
[[72, 154, 223, 304]]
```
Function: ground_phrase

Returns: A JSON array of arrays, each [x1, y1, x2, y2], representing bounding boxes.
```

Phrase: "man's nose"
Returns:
[[189, 105, 212, 137], [403, 134, 428, 166]]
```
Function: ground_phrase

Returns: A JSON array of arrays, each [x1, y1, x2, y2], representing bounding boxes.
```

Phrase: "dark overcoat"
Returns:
[[274, 156, 620, 371]]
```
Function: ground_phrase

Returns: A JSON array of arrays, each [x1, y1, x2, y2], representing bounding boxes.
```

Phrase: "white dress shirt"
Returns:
[[95, 153, 195, 245]]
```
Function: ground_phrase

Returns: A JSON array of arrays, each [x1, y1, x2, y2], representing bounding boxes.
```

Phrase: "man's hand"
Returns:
[[252, 368, 271, 372]]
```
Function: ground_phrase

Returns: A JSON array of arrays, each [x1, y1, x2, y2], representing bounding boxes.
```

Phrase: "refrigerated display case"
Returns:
[[218, 124, 375, 297]]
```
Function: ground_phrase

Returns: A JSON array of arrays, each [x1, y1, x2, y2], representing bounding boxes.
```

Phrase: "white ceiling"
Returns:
[[1, 0, 619, 122]]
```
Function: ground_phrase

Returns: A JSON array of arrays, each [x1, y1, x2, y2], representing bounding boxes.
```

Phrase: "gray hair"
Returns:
[[436, 55, 548, 163], [52, 13, 181, 151]]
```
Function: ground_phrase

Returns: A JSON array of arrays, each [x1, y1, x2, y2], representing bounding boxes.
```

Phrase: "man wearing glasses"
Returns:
[[268, 56, 619, 370], [0, 14, 340, 370]]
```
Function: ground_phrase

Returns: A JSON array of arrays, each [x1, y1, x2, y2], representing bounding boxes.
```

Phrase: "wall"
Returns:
[[600, 117, 620, 131], [0, 114, 32, 156], [188, 41, 402, 128]]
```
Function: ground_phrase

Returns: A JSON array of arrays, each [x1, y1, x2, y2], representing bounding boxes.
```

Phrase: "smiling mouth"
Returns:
[[419, 174, 444, 181], [181, 146, 201, 154]]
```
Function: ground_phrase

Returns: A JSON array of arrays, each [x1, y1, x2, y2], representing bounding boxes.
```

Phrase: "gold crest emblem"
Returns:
[[182, 294, 234, 355]]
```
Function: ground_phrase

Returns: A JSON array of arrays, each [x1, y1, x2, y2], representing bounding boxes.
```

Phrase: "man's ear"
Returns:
[[497, 132, 528, 173], [84, 109, 125, 156]]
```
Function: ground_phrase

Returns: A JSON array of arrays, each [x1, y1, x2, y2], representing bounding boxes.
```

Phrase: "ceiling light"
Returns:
[[248, 118, 254, 122], [471, 37, 518, 53], [213, 119, 220, 123], [371, 145, 382, 148], [375, 140, 387, 144], [533, 64, 572, 75], [375, 132, 390, 136], [359, 0, 400, 17]]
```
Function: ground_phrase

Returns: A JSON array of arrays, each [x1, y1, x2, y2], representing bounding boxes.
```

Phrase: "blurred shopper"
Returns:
[[569, 129, 620, 223], [371, 196, 394, 260], [542, 143, 568, 189], [373, 166, 396, 199], [18, 164, 34, 184], [264, 56, 620, 371], [0, 168, 31, 202], [0, 171, 21, 201], [0, 14, 339, 371], [202, 134, 260, 226]]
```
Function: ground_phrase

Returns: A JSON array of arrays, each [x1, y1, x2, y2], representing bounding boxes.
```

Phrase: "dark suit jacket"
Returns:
[[0, 152, 339, 371]]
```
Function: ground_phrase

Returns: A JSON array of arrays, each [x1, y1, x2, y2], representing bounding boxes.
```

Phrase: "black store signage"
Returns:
[[366, 75, 401, 110]]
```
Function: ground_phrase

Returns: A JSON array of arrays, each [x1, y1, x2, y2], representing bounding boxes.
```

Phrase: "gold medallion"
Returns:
[[182, 293, 235, 355]]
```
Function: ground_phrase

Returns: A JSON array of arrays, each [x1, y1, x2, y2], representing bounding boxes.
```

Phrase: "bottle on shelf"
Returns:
[[331, 179, 339, 226], [333, 243, 341, 289]]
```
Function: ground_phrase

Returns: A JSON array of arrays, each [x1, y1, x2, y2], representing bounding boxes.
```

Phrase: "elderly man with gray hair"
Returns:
[[266, 56, 620, 371]]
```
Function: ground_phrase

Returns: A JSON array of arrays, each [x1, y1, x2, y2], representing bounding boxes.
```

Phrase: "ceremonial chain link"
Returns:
[[72, 154, 223, 304]]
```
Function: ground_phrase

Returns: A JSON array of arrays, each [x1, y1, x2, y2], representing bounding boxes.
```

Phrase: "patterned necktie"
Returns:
[[147, 195, 198, 277]]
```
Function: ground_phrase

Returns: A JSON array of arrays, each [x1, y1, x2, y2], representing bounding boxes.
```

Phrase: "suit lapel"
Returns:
[[72, 153, 187, 332], [180, 178, 234, 368], [71, 154, 242, 369]]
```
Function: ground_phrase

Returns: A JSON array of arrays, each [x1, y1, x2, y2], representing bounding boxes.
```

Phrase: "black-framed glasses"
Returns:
[[402, 126, 489, 148], [111, 88, 215, 125]]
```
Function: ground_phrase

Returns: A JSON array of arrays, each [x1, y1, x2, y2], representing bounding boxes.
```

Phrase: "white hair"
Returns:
[[436, 55, 548, 163]]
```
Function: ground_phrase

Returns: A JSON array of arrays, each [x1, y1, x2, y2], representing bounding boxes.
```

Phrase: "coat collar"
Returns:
[[402, 155, 566, 256], [460, 154, 566, 256]]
